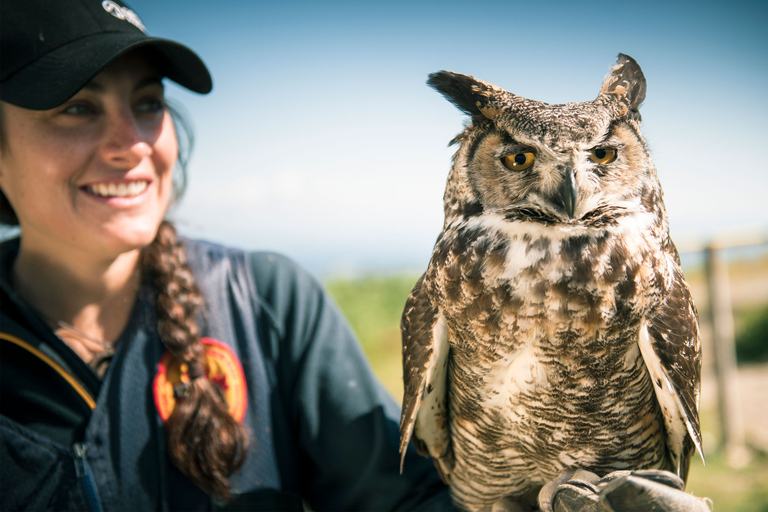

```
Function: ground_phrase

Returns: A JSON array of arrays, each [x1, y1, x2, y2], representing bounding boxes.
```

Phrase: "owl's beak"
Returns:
[[560, 168, 578, 218]]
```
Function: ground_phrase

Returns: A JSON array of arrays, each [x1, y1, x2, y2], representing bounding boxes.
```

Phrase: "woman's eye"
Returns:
[[62, 103, 95, 116], [588, 147, 617, 164], [135, 98, 165, 114], [502, 151, 535, 171]]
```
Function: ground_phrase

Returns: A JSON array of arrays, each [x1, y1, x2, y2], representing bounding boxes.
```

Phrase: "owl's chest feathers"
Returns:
[[428, 214, 668, 441], [429, 214, 665, 359]]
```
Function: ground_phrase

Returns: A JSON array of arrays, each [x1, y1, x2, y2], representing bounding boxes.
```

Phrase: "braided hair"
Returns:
[[143, 221, 249, 498]]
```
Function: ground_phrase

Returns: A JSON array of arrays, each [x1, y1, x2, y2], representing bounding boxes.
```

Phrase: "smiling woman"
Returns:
[[0, 0, 456, 510], [0, 0, 253, 503]]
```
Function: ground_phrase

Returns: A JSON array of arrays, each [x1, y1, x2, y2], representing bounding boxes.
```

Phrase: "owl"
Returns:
[[399, 54, 702, 511]]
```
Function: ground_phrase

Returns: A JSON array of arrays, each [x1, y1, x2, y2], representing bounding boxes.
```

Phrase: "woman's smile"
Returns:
[[81, 178, 153, 209], [85, 180, 150, 199]]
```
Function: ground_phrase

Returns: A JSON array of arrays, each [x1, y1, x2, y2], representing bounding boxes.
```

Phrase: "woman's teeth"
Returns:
[[88, 181, 148, 198]]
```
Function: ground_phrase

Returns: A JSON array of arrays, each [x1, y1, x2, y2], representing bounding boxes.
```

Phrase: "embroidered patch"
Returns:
[[153, 337, 247, 423]]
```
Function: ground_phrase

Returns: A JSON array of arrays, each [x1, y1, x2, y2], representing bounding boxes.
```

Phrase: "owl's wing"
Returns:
[[399, 273, 452, 480], [638, 248, 703, 481]]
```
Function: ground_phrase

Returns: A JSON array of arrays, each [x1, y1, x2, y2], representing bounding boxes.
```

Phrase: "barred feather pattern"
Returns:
[[426, 213, 672, 509]]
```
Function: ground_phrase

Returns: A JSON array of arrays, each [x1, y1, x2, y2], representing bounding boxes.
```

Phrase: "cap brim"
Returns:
[[0, 32, 212, 110]]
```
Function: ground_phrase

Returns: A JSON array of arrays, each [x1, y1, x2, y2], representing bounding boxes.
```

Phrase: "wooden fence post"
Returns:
[[704, 244, 751, 467]]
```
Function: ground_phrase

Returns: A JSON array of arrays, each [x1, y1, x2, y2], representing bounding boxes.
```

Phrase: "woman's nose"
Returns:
[[99, 107, 153, 167]]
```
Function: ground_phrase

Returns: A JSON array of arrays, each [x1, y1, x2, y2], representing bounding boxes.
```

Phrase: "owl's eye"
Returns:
[[502, 151, 535, 171], [589, 147, 617, 164]]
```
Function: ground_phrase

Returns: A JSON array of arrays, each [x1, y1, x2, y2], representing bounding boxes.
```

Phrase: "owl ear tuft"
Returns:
[[427, 71, 502, 121], [599, 53, 647, 115]]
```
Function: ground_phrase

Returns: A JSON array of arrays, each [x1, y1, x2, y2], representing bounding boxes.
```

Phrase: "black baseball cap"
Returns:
[[0, 0, 212, 110]]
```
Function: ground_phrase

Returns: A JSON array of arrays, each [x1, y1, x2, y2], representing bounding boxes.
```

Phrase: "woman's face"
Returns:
[[0, 52, 177, 260]]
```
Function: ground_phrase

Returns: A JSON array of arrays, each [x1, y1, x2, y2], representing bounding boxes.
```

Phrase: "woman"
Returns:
[[0, 0, 453, 510]]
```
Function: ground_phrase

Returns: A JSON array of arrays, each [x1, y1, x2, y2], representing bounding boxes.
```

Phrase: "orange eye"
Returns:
[[589, 147, 617, 164], [502, 151, 535, 171]]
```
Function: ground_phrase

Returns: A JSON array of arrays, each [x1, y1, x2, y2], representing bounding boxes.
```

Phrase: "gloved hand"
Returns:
[[538, 469, 711, 512]]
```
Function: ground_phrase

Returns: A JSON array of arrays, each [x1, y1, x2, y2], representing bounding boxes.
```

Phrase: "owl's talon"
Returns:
[[602, 469, 684, 491], [551, 484, 601, 512], [538, 469, 601, 512], [538, 470, 577, 512], [539, 469, 709, 512]]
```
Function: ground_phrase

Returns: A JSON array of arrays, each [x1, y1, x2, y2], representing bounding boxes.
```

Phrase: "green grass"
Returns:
[[686, 452, 768, 511], [325, 273, 419, 400], [686, 402, 768, 512], [734, 303, 768, 363]]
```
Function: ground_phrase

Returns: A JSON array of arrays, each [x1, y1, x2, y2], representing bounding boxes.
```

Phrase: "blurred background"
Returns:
[[131, 0, 768, 278], [107, 0, 768, 509]]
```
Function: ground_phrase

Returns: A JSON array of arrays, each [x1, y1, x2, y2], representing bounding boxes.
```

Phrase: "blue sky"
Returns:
[[129, 0, 768, 276]]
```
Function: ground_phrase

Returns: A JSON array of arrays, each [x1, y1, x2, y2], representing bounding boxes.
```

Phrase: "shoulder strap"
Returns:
[[1, 328, 95, 410]]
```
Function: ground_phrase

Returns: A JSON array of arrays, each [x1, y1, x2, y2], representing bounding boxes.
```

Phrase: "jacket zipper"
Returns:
[[72, 443, 104, 512]]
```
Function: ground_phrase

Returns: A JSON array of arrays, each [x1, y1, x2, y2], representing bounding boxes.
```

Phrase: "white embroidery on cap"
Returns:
[[102, 1, 147, 33]]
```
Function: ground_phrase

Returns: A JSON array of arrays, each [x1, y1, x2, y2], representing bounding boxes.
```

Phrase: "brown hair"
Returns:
[[0, 103, 249, 498], [143, 221, 249, 498], [0, 104, 16, 225]]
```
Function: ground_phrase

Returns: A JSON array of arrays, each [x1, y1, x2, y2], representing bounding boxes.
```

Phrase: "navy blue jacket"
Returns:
[[0, 238, 454, 511]]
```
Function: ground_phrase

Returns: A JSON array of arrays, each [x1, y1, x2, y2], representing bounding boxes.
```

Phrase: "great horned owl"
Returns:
[[399, 54, 702, 511]]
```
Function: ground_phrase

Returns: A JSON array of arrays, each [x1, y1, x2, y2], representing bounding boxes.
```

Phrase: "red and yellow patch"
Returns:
[[153, 337, 247, 423]]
